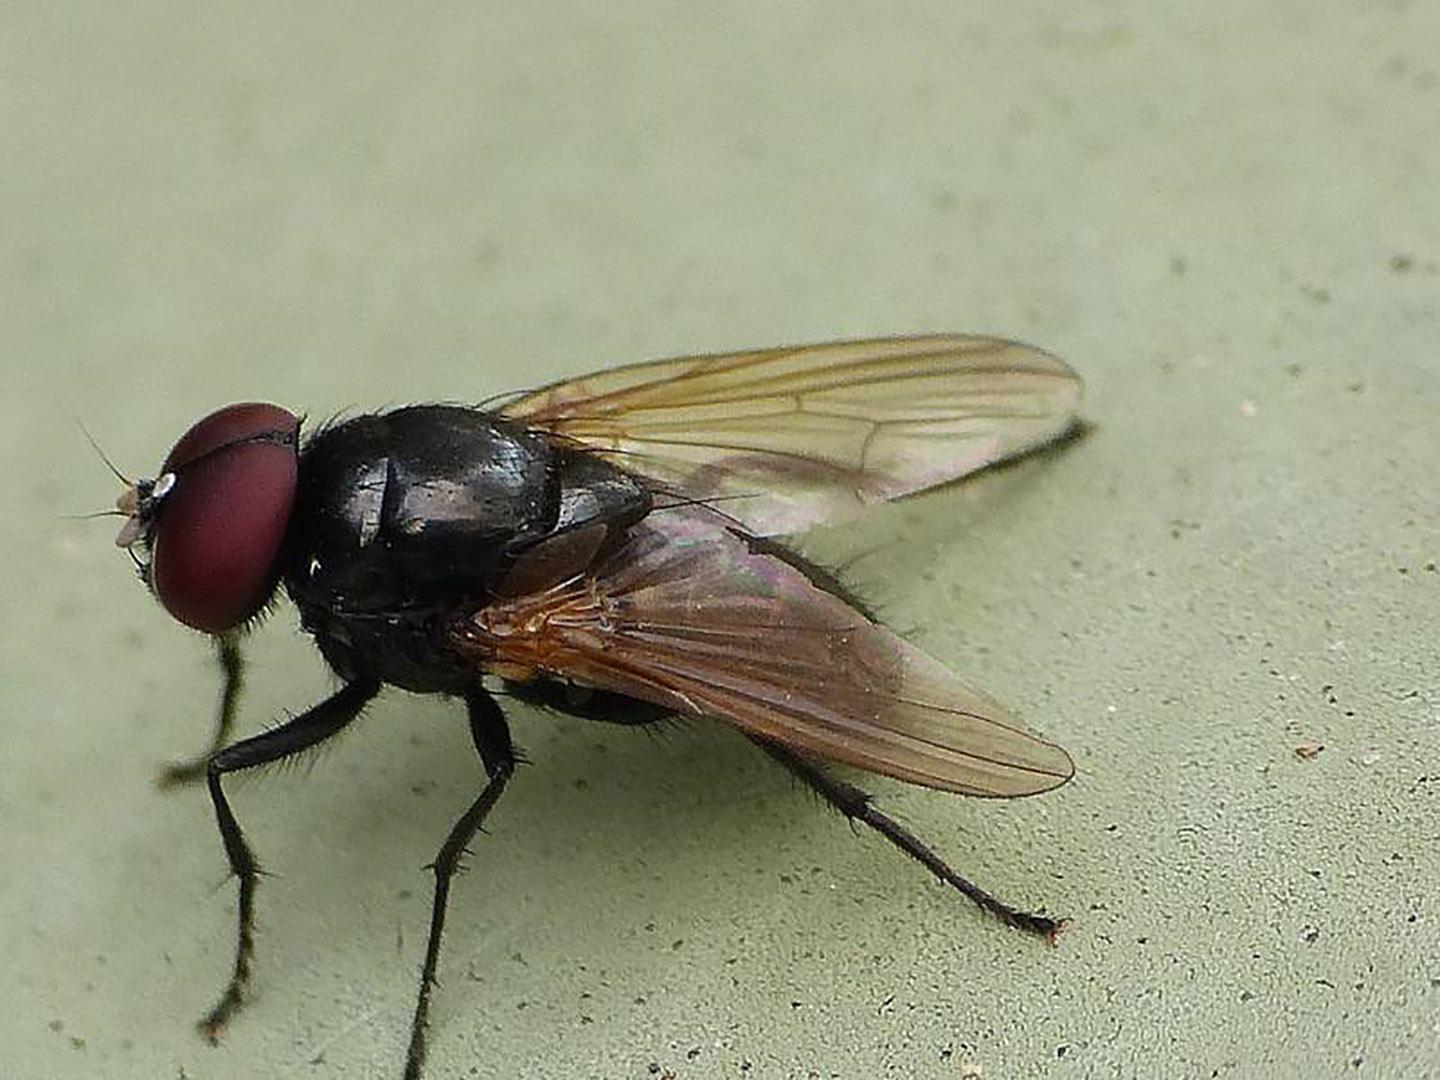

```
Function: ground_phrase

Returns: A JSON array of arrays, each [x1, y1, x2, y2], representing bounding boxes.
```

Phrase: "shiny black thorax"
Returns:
[[280, 405, 650, 694]]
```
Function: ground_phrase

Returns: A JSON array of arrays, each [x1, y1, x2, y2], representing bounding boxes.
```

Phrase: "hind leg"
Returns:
[[751, 736, 1063, 941]]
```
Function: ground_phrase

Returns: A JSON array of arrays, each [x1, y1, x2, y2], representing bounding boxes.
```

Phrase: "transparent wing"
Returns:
[[453, 507, 1073, 797], [501, 335, 1082, 535]]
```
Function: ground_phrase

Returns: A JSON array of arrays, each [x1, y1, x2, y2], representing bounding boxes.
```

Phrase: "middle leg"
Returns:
[[404, 685, 517, 1080]]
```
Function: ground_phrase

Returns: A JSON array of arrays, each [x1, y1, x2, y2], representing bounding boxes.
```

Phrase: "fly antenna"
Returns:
[[61, 509, 130, 521], [76, 418, 132, 485]]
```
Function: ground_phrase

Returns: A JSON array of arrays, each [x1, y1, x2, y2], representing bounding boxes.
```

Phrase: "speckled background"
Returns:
[[4, 4, 1438, 1078]]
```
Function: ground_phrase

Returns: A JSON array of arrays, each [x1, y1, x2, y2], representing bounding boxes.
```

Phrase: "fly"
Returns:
[[110, 335, 1084, 1080]]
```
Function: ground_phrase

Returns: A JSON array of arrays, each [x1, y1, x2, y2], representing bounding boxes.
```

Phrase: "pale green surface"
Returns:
[[4, 4, 1438, 1079]]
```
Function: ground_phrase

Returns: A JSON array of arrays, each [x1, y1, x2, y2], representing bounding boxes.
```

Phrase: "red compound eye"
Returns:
[[149, 403, 300, 634]]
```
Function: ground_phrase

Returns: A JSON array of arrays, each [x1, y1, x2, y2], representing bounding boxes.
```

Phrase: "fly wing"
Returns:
[[500, 335, 1082, 535], [454, 508, 1073, 797]]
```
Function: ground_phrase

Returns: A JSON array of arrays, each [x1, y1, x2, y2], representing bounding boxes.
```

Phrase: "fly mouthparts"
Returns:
[[114, 473, 174, 548], [115, 482, 141, 519]]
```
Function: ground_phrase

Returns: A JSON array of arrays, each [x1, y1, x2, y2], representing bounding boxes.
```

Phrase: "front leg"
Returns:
[[199, 678, 381, 1040], [404, 686, 516, 1080], [158, 634, 245, 788]]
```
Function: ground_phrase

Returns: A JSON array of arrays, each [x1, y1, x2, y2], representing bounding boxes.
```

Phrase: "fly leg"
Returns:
[[751, 736, 1063, 941], [198, 678, 382, 1040], [158, 634, 244, 788], [405, 686, 516, 1080]]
